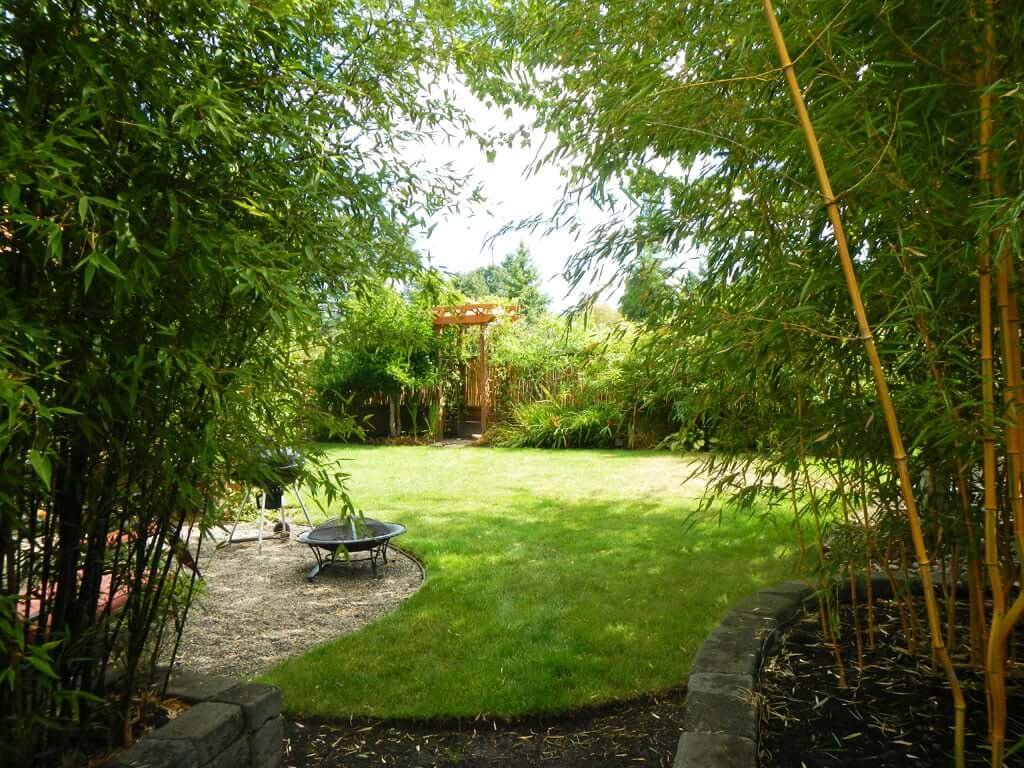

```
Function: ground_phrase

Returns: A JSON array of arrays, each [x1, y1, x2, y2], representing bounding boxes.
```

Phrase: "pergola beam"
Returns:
[[431, 303, 520, 328], [432, 314, 499, 326]]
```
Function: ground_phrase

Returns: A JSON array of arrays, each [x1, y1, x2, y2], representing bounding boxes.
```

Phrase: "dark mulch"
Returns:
[[282, 687, 686, 768], [759, 598, 1024, 767]]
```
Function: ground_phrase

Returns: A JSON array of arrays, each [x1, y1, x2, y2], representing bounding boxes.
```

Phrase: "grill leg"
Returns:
[[306, 546, 327, 582], [225, 490, 251, 544], [257, 492, 266, 554], [292, 482, 314, 528]]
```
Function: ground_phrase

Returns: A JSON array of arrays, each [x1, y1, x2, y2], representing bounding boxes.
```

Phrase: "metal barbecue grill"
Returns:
[[297, 517, 406, 581], [222, 448, 313, 552]]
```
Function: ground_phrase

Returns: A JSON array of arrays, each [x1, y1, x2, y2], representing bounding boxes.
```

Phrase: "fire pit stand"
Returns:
[[297, 517, 407, 581]]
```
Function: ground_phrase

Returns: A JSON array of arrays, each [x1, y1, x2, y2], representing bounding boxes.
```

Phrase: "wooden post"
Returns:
[[456, 326, 464, 436], [480, 323, 489, 434], [434, 330, 444, 441]]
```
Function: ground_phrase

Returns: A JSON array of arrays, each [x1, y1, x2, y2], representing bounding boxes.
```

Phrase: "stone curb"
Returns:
[[674, 571, 952, 767], [673, 580, 813, 768], [106, 672, 284, 768]]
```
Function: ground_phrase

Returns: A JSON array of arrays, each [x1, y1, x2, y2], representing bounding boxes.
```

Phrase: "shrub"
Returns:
[[492, 398, 624, 449]]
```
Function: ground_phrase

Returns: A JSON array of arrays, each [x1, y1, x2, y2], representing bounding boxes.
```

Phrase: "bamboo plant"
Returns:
[[473, 0, 1024, 762]]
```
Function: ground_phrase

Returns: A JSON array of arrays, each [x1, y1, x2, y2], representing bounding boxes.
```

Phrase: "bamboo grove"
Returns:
[[472, 0, 1024, 763], [0, 1, 467, 763]]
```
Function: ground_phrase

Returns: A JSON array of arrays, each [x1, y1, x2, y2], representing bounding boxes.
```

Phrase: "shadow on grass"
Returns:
[[261, 491, 796, 720]]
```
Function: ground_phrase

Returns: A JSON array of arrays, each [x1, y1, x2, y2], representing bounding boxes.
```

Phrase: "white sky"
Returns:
[[410, 84, 627, 312]]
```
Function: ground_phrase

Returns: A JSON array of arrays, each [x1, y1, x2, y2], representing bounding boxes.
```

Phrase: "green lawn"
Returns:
[[260, 445, 796, 718]]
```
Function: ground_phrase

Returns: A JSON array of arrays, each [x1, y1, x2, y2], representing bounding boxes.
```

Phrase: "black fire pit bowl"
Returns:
[[297, 517, 406, 581]]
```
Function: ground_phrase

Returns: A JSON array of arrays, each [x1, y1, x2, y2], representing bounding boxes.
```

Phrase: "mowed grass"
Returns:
[[260, 445, 796, 718]]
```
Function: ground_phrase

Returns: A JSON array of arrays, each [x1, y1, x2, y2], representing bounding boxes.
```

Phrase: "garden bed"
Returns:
[[759, 598, 1024, 767], [281, 687, 685, 767]]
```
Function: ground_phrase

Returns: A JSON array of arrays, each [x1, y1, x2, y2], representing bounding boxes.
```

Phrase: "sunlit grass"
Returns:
[[260, 445, 797, 718]]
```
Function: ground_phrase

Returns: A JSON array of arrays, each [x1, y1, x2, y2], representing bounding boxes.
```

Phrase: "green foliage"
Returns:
[[0, 0, 467, 759], [319, 286, 438, 398], [468, 1, 1024, 756], [618, 253, 674, 323], [313, 280, 461, 438], [486, 314, 679, 447], [488, 312, 589, 374], [492, 397, 622, 448], [469, 0, 1022, 475], [466, 0, 1024, 486], [453, 243, 550, 316]]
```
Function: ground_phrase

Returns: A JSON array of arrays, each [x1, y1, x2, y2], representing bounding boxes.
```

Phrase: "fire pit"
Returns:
[[297, 517, 406, 581]]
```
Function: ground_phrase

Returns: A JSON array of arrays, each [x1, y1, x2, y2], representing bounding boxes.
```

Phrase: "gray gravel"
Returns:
[[168, 524, 423, 679]]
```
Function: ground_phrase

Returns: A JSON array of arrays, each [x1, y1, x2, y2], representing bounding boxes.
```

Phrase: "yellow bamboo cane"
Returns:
[[760, 3, 966, 765], [974, 1, 1024, 765], [976, 11, 1006, 753]]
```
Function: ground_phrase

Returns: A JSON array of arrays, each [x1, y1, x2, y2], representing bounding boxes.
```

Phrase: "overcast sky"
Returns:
[[410, 84, 626, 312]]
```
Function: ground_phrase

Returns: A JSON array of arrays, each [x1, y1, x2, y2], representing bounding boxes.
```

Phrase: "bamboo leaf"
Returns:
[[28, 449, 52, 487]]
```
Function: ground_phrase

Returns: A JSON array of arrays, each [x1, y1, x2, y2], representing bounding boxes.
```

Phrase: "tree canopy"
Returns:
[[453, 243, 550, 316], [618, 253, 674, 323]]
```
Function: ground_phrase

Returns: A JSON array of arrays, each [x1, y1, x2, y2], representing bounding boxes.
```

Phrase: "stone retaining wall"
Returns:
[[107, 672, 283, 768], [674, 574, 899, 768]]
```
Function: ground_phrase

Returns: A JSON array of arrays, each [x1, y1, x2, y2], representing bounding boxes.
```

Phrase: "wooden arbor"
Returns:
[[431, 303, 519, 438]]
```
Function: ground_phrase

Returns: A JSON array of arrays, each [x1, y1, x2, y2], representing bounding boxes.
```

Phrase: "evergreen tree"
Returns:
[[454, 243, 550, 316]]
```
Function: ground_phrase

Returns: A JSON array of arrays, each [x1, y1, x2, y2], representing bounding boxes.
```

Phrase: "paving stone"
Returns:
[[213, 683, 281, 731], [687, 671, 756, 696], [149, 702, 243, 766], [718, 608, 777, 637], [728, 590, 805, 624], [673, 732, 755, 768], [203, 737, 249, 768], [165, 671, 240, 703], [760, 579, 813, 601], [250, 715, 284, 768], [106, 737, 198, 768], [683, 673, 757, 741], [689, 625, 760, 677]]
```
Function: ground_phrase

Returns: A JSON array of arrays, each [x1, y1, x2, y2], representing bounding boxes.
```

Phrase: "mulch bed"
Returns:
[[759, 598, 1024, 767], [282, 687, 686, 768]]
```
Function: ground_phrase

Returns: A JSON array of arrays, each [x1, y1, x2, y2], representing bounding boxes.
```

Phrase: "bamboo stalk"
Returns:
[[760, 4, 966, 764], [826, 454, 865, 668], [945, 542, 959, 653], [855, 426, 878, 650], [899, 252, 987, 660], [899, 540, 925, 654], [883, 543, 916, 654], [984, 15, 1024, 763], [1009, 290, 1024, 562], [974, 5, 1014, 759], [790, 472, 809, 577], [798, 433, 848, 687]]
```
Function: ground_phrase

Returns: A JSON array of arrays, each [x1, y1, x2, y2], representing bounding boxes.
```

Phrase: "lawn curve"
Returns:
[[260, 445, 796, 718]]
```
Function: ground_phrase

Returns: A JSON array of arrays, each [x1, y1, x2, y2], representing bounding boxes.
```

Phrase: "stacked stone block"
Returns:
[[107, 672, 283, 768]]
